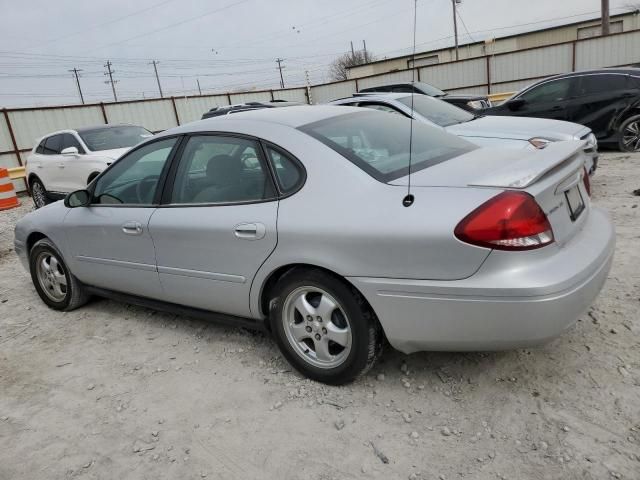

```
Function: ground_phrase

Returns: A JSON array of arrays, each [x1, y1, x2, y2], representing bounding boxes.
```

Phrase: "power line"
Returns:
[[104, 60, 118, 102], [68, 68, 84, 104]]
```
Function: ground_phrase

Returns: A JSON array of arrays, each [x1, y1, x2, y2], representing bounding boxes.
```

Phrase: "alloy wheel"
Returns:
[[622, 120, 640, 152], [282, 286, 352, 369], [35, 252, 68, 302], [31, 181, 47, 208]]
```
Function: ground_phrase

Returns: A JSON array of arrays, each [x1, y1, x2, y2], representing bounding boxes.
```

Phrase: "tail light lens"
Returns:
[[454, 191, 554, 251], [582, 167, 591, 196]]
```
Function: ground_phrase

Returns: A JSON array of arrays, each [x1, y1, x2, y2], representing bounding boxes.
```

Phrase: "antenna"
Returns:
[[403, 0, 418, 208]]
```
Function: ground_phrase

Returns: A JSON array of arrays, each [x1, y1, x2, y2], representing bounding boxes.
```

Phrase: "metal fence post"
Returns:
[[99, 103, 108, 123], [486, 56, 492, 94], [3, 108, 27, 191], [572, 41, 577, 71], [170, 97, 180, 125]]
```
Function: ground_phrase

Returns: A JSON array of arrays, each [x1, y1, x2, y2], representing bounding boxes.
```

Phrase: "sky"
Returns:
[[0, 0, 636, 107]]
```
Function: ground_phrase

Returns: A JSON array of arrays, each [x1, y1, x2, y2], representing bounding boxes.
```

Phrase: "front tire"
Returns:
[[30, 177, 50, 209], [29, 238, 89, 311], [618, 114, 640, 152], [269, 269, 383, 385]]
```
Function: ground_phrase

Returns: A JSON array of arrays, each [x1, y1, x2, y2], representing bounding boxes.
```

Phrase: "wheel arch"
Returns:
[[26, 231, 48, 253], [257, 263, 379, 331], [27, 172, 41, 188]]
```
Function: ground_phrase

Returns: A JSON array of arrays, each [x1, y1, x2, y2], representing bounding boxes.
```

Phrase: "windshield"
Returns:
[[397, 95, 475, 127], [79, 126, 153, 151], [299, 111, 476, 182], [415, 82, 446, 97]]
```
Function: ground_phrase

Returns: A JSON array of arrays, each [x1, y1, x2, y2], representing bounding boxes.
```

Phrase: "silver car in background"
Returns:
[[330, 93, 599, 175], [14, 106, 615, 384]]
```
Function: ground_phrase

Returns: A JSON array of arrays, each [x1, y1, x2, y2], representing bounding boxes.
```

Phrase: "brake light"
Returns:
[[582, 167, 591, 196], [454, 191, 554, 250]]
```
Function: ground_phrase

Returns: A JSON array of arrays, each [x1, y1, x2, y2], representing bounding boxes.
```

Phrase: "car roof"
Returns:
[[186, 105, 364, 130], [75, 123, 140, 133], [546, 67, 640, 81]]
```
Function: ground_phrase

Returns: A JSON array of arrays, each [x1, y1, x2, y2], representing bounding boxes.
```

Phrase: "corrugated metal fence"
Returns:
[[2, 29, 639, 192]]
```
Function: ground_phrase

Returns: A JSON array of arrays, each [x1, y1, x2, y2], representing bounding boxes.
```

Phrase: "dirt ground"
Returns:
[[0, 152, 638, 480]]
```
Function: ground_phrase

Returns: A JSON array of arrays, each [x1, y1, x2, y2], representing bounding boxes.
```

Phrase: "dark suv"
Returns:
[[482, 68, 640, 152], [202, 100, 301, 119], [358, 81, 491, 111]]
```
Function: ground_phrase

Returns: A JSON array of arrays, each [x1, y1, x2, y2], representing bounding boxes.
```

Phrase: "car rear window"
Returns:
[[299, 111, 476, 182], [397, 94, 475, 127]]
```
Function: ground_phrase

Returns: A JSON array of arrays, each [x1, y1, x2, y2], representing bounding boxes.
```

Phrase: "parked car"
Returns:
[[482, 68, 640, 152], [330, 93, 599, 174], [358, 81, 491, 111], [14, 106, 614, 385], [26, 124, 153, 208], [202, 100, 301, 119]]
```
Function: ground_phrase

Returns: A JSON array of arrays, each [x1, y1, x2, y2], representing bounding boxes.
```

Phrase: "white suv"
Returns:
[[26, 124, 153, 208]]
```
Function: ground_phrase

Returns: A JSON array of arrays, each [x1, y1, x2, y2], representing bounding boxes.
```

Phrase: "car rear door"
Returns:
[[64, 136, 179, 299], [148, 134, 279, 318], [509, 77, 577, 121], [568, 73, 633, 139]]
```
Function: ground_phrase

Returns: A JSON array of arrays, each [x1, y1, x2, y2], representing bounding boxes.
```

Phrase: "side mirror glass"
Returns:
[[61, 146, 79, 156], [64, 189, 91, 208], [507, 98, 526, 111]]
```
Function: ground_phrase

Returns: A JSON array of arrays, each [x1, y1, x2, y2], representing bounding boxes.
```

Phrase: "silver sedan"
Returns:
[[14, 106, 615, 384]]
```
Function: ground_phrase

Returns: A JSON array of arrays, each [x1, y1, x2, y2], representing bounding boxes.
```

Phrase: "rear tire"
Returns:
[[269, 269, 383, 385], [618, 114, 640, 152], [29, 238, 90, 311], [30, 177, 50, 209]]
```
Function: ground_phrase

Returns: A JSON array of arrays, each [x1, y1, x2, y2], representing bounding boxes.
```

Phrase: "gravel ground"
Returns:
[[0, 153, 639, 480]]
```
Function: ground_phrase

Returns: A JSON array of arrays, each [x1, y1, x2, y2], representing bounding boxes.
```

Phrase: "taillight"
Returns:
[[454, 191, 554, 251], [582, 167, 591, 196]]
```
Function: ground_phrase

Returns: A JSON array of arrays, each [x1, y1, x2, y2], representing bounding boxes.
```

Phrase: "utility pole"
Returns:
[[276, 58, 285, 89], [104, 60, 118, 102], [69, 67, 84, 104], [350, 41, 355, 60], [601, 0, 610, 35], [363, 40, 368, 63], [149, 60, 163, 98], [197, 78, 202, 95], [305, 70, 313, 104], [452, 0, 460, 61]]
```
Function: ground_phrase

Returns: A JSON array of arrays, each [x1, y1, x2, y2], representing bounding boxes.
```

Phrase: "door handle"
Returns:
[[234, 223, 266, 240], [122, 221, 143, 235]]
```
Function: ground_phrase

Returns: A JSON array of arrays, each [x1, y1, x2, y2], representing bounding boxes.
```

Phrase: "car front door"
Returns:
[[56, 133, 89, 192], [63, 136, 180, 299], [148, 134, 279, 318], [568, 73, 632, 139], [506, 77, 577, 120], [40, 134, 64, 192]]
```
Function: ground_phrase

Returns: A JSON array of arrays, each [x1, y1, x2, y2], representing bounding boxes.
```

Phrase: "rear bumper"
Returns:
[[348, 207, 615, 354]]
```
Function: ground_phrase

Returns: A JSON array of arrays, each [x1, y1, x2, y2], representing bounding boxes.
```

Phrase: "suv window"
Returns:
[[519, 78, 575, 103], [265, 146, 303, 193], [35, 139, 46, 154], [92, 137, 177, 205], [42, 135, 63, 155], [61, 133, 85, 154], [300, 111, 475, 182], [575, 74, 628, 96], [170, 135, 275, 204]]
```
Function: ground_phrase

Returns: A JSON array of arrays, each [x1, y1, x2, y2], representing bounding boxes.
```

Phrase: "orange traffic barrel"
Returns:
[[0, 167, 20, 211]]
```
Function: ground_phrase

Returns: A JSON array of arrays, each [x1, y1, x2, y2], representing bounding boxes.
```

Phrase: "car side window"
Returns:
[[392, 85, 415, 93], [519, 78, 574, 103], [92, 137, 177, 205], [42, 135, 63, 155], [61, 133, 85, 154], [35, 140, 46, 154], [169, 135, 276, 204], [575, 74, 627, 96], [264, 145, 303, 194]]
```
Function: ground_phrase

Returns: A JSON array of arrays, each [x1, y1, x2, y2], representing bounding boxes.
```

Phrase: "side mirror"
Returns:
[[61, 146, 79, 156], [64, 189, 91, 208], [507, 98, 526, 111]]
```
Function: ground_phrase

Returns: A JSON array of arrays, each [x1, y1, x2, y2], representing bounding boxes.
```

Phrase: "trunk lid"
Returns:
[[391, 141, 590, 246]]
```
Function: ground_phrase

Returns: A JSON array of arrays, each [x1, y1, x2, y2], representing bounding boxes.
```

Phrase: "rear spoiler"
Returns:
[[468, 140, 587, 189]]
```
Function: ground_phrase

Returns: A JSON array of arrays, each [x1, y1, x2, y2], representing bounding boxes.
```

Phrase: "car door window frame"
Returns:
[[515, 77, 576, 103], [259, 140, 306, 198], [60, 133, 86, 154], [159, 132, 281, 208], [42, 134, 63, 155], [86, 134, 184, 208]]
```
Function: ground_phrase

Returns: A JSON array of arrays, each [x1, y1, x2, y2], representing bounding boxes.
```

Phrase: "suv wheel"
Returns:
[[29, 238, 90, 311], [269, 269, 383, 385], [618, 114, 640, 152], [30, 177, 50, 209]]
